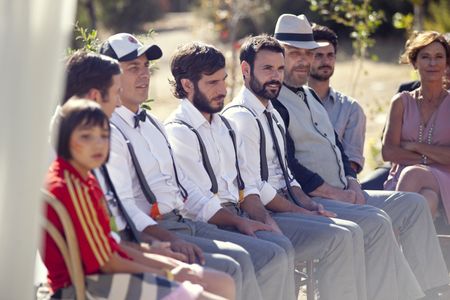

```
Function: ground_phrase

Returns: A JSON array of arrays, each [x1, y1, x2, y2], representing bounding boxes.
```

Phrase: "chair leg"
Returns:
[[306, 260, 315, 300]]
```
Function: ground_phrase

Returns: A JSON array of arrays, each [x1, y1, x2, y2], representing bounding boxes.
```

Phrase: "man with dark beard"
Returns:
[[308, 24, 366, 174], [273, 14, 449, 299], [222, 35, 370, 300], [163, 41, 295, 300]]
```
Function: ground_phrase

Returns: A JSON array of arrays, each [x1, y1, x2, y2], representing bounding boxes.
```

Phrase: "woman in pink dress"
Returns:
[[383, 31, 450, 221]]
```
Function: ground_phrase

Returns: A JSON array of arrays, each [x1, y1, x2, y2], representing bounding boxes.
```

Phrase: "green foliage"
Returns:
[[392, 12, 414, 31], [424, 0, 450, 33], [308, 0, 385, 59], [67, 23, 101, 56], [96, 0, 165, 33]]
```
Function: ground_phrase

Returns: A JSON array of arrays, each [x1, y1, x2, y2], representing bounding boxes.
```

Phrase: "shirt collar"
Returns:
[[180, 99, 213, 130], [327, 87, 337, 103], [114, 106, 145, 128], [240, 86, 275, 116], [55, 157, 95, 185]]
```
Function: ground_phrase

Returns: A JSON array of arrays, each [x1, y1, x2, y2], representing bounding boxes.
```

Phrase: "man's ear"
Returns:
[[241, 61, 250, 80], [180, 78, 194, 96], [86, 88, 102, 103]]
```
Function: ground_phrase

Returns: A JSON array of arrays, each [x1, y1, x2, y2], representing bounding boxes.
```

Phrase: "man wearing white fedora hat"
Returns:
[[273, 13, 449, 300]]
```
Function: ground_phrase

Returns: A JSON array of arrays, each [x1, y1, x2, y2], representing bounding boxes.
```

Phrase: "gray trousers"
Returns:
[[311, 190, 445, 300], [157, 212, 288, 300], [272, 213, 362, 300], [364, 191, 449, 291]]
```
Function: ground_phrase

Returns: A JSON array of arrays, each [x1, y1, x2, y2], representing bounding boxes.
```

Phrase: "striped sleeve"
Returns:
[[62, 170, 114, 272]]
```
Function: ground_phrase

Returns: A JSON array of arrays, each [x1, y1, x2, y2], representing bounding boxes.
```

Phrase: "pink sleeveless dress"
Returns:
[[384, 91, 450, 222]]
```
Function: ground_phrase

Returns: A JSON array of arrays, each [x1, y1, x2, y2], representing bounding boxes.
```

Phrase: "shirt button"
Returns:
[[323, 133, 327, 137], [314, 122, 318, 126]]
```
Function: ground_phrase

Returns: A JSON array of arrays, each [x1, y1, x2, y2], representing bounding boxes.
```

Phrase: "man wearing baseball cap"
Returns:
[[100, 33, 287, 300], [273, 13, 449, 299]]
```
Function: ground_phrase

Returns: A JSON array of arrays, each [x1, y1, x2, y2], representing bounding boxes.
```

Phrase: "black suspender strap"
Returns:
[[222, 105, 269, 181], [100, 165, 142, 243], [167, 119, 219, 194], [263, 110, 303, 208], [144, 113, 189, 200], [110, 122, 158, 206], [219, 115, 245, 201]]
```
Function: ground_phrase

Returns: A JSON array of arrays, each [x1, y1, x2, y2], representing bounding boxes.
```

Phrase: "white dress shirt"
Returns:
[[107, 106, 214, 229], [222, 87, 301, 204], [165, 99, 260, 221]]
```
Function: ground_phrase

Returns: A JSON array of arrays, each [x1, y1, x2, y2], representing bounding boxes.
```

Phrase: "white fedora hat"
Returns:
[[274, 14, 328, 49]]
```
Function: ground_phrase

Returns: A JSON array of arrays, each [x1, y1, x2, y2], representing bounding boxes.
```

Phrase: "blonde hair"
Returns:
[[399, 31, 450, 65]]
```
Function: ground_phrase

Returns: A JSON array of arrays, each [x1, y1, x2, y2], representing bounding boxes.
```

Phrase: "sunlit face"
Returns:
[[119, 55, 150, 111], [193, 68, 227, 114], [310, 43, 336, 81], [99, 74, 122, 118], [283, 45, 314, 87], [414, 41, 447, 83], [69, 124, 110, 176], [247, 49, 284, 100]]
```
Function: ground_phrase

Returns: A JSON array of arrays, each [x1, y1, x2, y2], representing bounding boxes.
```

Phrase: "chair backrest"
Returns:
[[41, 190, 86, 300]]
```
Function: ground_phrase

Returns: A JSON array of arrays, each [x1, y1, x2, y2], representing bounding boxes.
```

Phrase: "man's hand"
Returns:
[[235, 218, 273, 237], [315, 203, 337, 218], [140, 241, 188, 263], [291, 186, 337, 217], [171, 264, 205, 286], [170, 239, 205, 265], [347, 177, 366, 205]]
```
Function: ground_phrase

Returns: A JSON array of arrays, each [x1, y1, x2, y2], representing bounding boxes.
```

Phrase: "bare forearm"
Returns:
[[309, 182, 340, 199], [120, 244, 179, 270], [415, 144, 450, 165], [240, 194, 270, 223], [265, 194, 298, 213], [100, 252, 165, 276], [208, 208, 242, 228], [382, 145, 423, 165]]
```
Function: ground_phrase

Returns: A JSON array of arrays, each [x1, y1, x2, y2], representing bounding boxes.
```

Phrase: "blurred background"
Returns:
[[72, 0, 450, 177]]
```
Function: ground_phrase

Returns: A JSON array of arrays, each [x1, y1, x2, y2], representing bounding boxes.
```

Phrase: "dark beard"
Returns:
[[249, 69, 282, 100], [310, 66, 334, 81], [192, 83, 224, 114]]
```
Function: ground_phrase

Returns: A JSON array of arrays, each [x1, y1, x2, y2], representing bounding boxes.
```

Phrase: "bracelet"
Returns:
[[421, 155, 428, 165], [164, 268, 175, 281]]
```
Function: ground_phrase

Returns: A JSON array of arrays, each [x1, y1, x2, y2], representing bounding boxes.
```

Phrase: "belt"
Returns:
[[155, 209, 184, 222], [221, 202, 243, 216]]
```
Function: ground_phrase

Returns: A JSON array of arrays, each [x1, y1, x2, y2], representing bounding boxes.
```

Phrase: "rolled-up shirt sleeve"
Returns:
[[106, 126, 157, 231]]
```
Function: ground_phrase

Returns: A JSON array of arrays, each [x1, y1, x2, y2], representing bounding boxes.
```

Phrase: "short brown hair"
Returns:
[[170, 42, 225, 99], [239, 34, 284, 69], [312, 24, 338, 53], [400, 31, 450, 65], [64, 50, 121, 104], [57, 99, 110, 160]]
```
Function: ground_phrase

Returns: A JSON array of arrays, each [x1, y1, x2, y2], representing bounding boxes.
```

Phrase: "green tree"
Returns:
[[307, 0, 384, 93]]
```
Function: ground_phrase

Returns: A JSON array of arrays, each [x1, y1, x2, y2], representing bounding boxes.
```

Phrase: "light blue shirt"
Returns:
[[321, 88, 366, 171]]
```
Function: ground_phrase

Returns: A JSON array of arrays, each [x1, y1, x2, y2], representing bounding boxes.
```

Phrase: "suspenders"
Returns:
[[167, 116, 245, 202], [110, 112, 189, 219], [221, 105, 269, 182]]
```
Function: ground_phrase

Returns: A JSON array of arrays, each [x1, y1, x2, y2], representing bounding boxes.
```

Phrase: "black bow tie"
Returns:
[[134, 110, 147, 128]]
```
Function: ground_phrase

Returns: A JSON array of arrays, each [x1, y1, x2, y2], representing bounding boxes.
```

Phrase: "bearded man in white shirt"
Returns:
[[100, 33, 289, 300], [164, 41, 365, 300], [272, 14, 449, 299]]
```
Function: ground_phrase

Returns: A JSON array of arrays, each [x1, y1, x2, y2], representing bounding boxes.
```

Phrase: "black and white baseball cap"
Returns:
[[100, 33, 162, 62]]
